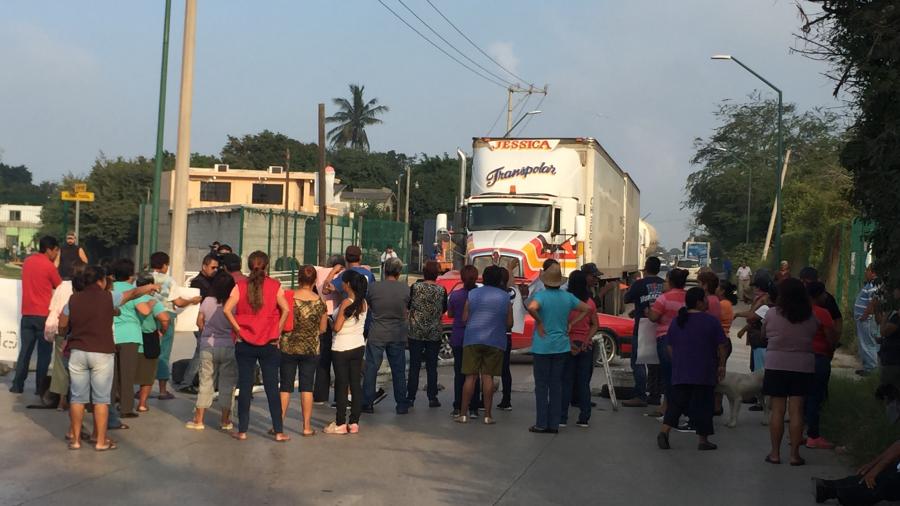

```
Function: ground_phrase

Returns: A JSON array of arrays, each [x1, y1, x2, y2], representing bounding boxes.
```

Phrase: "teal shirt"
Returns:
[[113, 281, 143, 345], [532, 289, 580, 355], [137, 296, 166, 353]]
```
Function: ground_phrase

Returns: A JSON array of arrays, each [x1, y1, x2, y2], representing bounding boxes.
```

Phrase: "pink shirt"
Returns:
[[651, 289, 686, 338]]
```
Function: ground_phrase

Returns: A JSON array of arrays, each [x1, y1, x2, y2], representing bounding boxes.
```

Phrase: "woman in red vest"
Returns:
[[224, 251, 291, 442]]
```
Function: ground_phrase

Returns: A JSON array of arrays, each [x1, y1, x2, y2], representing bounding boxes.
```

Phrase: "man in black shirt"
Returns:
[[190, 254, 220, 298], [622, 257, 665, 407], [178, 254, 220, 393], [799, 267, 843, 340]]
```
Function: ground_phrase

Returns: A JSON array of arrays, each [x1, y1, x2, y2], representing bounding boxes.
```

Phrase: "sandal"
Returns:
[[157, 392, 175, 400], [765, 455, 781, 465], [108, 423, 130, 430], [230, 432, 248, 441], [274, 433, 291, 442], [302, 429, 317, 437], [790, 457, 806, 467], [136, 406, 149, 413], [95, 440, 118, 452], [67, 441, 81, 450]]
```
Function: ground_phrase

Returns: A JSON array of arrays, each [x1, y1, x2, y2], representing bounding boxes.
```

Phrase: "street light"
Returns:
[[504, 110, 542, 137], [711, 54, 783, 262], [714, 147, 753, 244]]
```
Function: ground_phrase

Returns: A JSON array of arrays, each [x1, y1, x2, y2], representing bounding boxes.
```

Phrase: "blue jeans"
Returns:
[[857, 318, 879, 372], [805, 354, 832, 439], [407, 339, 440, 402], [656, 340, 672, 400], [11, 316, 51, 393], [630, 321, 648, 401], [561, 350, 593, 424], [235, 341, 282, 434], [363, 341, 408, 410], [533, 353, 567, 430]]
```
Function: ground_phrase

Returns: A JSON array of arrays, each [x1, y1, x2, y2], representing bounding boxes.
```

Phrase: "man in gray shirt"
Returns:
[[362, 258, 411, 414]]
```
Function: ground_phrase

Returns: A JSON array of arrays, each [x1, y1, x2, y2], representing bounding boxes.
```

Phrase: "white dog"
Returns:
[[715, 370, 768, 428]]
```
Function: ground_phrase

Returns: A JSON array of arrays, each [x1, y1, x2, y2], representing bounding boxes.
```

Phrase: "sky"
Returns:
[[0, 0, 840, 248]]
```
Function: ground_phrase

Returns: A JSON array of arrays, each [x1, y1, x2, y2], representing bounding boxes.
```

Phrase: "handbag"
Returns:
[[635, 318, 659, 365], [142, 331, 161, 359]]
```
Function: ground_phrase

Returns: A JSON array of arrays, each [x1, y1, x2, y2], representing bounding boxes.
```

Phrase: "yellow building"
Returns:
[[161, 164, 329, 213]]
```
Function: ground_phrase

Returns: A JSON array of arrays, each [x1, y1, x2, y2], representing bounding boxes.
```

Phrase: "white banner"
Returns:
[[0, 278, 22, 363], [173, 286, 201, 332]]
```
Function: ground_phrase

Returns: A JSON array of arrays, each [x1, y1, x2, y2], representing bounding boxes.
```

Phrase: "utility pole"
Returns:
[[317, 103, 327, 264], [404, 164, 411, 224], [168, 0, 197, 285], [506, 84, 548, 134], [149, 0, 172, 254], [283, 147, 290, 262]]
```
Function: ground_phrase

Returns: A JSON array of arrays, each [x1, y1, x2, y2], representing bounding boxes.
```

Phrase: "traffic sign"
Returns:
[[73, 183, 87, 193], [61, 191, 95, 202]]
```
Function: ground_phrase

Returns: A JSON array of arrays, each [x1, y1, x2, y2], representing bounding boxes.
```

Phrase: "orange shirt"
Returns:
[[719, 299, 734, 335]]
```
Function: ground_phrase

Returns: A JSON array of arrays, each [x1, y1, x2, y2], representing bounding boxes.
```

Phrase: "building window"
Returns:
[[199, 182, 231, 202], [309, 181, 315, 196], [9, 210, 21, 221], [252, 183, 283, 205]]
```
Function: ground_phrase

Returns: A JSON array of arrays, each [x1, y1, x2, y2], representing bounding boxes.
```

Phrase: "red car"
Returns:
[[436, 271, 634, 366]]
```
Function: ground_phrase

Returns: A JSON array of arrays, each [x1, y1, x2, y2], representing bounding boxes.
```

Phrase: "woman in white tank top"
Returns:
[[325, 270, 368, 435]]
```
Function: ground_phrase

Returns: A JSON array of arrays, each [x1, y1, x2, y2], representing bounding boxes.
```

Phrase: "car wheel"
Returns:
[[592, 331, 617, 367], [439, 331, 454, 364]]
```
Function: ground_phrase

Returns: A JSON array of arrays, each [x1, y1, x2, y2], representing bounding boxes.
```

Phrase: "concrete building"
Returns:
[[0, 204, 42, 252], [150, 165, 349, 272], [159, 164, 331, 214]]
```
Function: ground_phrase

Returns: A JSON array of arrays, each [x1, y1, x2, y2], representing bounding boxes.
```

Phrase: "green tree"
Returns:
[[686, 95, 853, 264], [0, 163, 54, 205], [326, 84, 389, 151], [220, 130, 318, 170], [797, 1, 900, 285]]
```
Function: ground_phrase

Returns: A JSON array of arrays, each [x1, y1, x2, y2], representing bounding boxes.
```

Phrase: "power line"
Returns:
[[518, 94, 546, 135], [485, 100, 507, 136], [425, 0, 533, 86], [375, 0, 507, 88], [394, 0, 516, 87]]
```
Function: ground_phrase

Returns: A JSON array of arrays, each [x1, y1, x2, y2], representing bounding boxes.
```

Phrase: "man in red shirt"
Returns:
[[10, 236, 62, 394]]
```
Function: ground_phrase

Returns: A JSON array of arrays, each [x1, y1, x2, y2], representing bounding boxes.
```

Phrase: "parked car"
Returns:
[[436, 271, 634, 366], [675, 258, 701, 282]]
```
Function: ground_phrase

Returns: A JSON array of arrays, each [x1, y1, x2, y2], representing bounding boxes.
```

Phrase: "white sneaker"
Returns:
[[324, 422, 348, 435], [185, 421, 205, 430]]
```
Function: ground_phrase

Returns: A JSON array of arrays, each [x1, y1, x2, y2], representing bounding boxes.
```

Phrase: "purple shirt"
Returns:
[[664, 312, 727, 386], [448, 288, 471, 347], [463, 286, 510, 350]]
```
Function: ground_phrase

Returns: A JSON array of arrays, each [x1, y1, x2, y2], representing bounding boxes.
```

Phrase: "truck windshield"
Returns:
[[467, 203, 551, 232]]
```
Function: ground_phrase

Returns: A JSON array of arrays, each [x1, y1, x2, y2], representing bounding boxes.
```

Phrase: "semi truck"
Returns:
[[442, 137, 641, 283], [434, 137, 641, 363]]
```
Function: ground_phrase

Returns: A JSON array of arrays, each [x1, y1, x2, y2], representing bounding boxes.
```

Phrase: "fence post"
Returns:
[[292, 212, 298, 261], [267, 209, 273, 259]]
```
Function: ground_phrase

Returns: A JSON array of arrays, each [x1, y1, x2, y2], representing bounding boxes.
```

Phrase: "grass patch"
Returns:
[[0, 262, 21, 280], [821, 372, 900, 465]]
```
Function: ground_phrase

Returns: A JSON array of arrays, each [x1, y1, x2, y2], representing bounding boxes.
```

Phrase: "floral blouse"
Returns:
[[408, 281, 447, 342], [280, 298, 326, 355]]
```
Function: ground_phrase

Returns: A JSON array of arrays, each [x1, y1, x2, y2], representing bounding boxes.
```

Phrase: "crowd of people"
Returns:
[[8, 234, 900, 503]]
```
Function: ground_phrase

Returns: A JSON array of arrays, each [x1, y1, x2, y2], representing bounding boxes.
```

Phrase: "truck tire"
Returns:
[[592, 331, 617, 367]]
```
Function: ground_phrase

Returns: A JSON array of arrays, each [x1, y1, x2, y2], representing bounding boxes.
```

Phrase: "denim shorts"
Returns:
[[68, 350, 115, 404]]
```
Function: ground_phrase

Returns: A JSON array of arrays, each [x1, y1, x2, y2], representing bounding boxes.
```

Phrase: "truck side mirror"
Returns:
[[553, 208, 561, 236]]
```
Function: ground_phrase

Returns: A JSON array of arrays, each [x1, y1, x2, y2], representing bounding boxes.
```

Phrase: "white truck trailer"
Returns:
[[454, 137, 640, 282]]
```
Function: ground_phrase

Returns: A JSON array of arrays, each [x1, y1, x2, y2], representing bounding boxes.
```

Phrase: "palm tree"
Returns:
[[326, 84, 389, 151]]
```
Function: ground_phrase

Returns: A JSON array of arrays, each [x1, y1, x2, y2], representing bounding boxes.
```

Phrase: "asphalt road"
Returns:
[[0, 321, 853, 506]]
